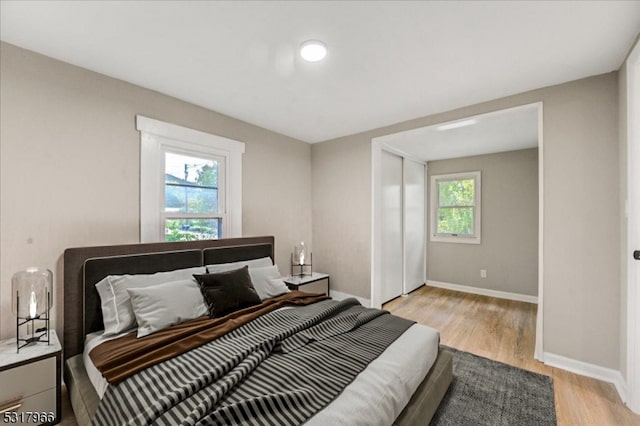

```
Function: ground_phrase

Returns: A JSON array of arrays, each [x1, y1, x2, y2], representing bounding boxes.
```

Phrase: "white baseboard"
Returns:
[[330, 290, 371, 307], [543, 352, 628, 404], [426, 280, 630, 406], [426, 280, 538, 304]]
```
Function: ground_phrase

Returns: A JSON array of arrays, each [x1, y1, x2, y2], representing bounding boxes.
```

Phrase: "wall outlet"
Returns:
[[480, 269, 487, 278]]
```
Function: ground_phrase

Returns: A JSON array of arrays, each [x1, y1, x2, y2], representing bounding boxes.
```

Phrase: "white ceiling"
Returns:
[[379, 103, 539, 162], [1, 1, 639, 143]]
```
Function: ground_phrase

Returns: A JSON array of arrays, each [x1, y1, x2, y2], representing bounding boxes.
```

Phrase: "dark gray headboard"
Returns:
[[63, 236, 274, 360]]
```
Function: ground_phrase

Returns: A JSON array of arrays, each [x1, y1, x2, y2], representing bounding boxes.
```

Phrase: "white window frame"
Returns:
[[430, 171, 481, 244], [136, 115, 245, 242]]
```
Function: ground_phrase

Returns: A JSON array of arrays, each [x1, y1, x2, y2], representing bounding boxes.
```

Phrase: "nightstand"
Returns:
[[0, 330, 61, 425], [283, 272, 330, 296]]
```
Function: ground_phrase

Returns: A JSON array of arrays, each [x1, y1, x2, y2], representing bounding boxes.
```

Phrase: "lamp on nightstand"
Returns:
[[291, 241, 312, 277], [12, 267, 52, 352]]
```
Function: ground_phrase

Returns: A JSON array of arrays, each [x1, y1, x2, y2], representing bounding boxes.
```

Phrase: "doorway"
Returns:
[[371, 102, 543, 359]]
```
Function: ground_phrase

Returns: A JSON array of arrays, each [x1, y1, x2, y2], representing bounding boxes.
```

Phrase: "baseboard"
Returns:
[[543, 352, 628, 404], [330, 290, 371, 307], [426, 280, 630, 407], [426, 280, 538, 304]]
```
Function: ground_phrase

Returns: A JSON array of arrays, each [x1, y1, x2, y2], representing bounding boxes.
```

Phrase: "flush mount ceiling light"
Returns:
[[436, 119, 478, 131], [300, 40, 327, 62]]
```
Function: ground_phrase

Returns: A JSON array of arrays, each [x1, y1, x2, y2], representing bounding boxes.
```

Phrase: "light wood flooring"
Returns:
[[384, 285, 640, 426], [60, 384, 77, 425]]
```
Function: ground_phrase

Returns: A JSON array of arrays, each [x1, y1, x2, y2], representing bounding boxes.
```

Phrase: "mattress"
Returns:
[[83, 322, 440, 425]]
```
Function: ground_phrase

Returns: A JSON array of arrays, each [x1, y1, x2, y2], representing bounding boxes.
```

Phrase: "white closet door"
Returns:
[[381, 150, 404, 302], [404, 159, 426, 293]]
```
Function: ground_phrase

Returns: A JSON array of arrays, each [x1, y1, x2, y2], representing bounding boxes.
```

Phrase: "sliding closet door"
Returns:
[[403, 159, 426, 293], [381, 150, 404, 302]]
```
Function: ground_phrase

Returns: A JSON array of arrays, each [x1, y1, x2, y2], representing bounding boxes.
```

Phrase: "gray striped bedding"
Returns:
[[91, 298, 414, 426]]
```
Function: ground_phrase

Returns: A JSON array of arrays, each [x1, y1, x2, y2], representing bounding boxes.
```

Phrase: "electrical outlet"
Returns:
[[480, 269, 487, 278]]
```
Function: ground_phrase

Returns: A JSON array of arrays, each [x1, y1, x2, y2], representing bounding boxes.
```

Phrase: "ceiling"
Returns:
[[380, 103, 539, 162], [1, 1, 639, 143]]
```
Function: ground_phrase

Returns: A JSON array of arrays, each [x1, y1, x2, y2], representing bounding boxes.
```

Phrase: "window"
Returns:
[[430, 171, 481, 244], [137, 116, 244, 242], [163, 151, 223, 241]]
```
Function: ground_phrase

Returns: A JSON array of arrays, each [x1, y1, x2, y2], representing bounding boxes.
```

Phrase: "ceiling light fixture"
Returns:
[[436, 119, 478, 131], [300, 40, 327, 62]]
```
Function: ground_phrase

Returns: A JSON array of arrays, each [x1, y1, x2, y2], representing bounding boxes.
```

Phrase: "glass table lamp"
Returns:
[[291, 242, 312, 276], [295, 242, 306, 267], [12, 267, 52, 352]]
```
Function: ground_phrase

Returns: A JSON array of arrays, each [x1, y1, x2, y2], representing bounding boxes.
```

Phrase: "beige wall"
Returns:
[[1, 40, 623, 371], [312, 72, 620, 369], [311, 136, 372, 299], [0, 42, 312, 339], [427, 149, 538, 296]]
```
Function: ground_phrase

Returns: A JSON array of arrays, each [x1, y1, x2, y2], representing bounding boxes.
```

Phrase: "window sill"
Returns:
[[430, 235, 481, 244]]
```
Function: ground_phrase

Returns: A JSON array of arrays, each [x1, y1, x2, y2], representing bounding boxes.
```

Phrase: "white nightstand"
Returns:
[[0, 330, 61, 425], [283, 272, 330, 296]]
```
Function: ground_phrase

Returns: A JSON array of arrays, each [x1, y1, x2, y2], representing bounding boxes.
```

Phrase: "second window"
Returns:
[[430, 171, 481, 244]]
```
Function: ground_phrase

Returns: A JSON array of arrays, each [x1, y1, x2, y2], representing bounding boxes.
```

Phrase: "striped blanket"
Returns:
[[92, 298, 413, 426]]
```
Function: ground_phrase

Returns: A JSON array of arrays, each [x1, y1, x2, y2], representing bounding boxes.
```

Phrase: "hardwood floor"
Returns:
[[60, 384, 78, 425], [384, 285, 640, 426]]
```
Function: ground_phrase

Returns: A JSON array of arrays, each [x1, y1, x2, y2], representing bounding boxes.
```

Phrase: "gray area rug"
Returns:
[[430, 347, 557, 426]]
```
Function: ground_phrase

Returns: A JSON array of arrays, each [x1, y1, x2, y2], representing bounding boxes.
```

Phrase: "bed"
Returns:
[[63, 236, 452, 425]]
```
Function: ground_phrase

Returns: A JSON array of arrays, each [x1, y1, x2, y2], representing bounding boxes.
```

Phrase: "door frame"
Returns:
[[625, 38, 640, 414]]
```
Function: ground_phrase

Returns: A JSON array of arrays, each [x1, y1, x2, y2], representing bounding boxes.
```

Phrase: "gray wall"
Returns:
[[1, 40, 623, 372], [427, 149, 538, 296], [311, 136, 372, 300], [312, 72, 620, 370], [0, 42, 312, 339]]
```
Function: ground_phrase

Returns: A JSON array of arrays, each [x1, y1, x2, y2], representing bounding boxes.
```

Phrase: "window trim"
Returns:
[[430, 171, 481, 244], [137, 115, 245, 242]]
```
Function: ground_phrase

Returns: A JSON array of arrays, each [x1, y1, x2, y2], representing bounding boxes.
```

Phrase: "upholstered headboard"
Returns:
[[63, 236, 274, 360]]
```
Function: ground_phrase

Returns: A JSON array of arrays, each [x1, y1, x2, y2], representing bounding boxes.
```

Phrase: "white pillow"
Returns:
[[127, 279, 208, 338], [95, 277, 118, 335], [206, 256, 273, 273], [248, 265, 290, 300], [95, 266, 205, 335]]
